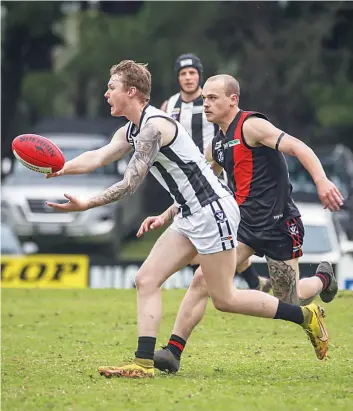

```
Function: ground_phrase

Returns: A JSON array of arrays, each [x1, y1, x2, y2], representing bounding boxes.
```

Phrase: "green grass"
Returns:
[[2, 289, 353, 411]]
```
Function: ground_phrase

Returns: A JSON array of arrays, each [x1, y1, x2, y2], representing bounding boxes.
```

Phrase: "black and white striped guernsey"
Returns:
[[125, 104, 231, 217], [166, 93, 217, 153]]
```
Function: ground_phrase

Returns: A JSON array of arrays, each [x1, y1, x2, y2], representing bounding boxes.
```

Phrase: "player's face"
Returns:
[[178, 67, 199, 94], [202, 79, 237, 123], [105, 75, 129, 116]]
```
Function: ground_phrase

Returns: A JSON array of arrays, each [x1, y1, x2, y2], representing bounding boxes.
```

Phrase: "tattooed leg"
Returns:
[[266, 257, 323, 306], [266, 257, 300, 304]]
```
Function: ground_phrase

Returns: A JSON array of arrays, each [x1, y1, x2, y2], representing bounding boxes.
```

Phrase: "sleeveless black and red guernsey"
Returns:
[[212, 109, 303, 261]]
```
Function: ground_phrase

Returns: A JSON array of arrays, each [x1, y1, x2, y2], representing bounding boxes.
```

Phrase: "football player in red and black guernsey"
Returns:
[[152, 74, 343, 373], [160, 53, 270, 293]]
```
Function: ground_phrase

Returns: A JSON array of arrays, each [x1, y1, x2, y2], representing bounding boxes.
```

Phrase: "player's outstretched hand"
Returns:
[[46, 193, 89, 212], [45, 167, 65, 179], [316, 177, 344, 211], [136, 215, 167, 238]]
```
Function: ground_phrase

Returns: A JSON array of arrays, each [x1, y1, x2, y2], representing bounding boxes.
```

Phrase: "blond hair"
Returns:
[[110, 60, 151, 102]]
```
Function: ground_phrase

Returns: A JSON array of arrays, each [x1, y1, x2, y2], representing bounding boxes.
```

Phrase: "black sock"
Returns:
[[240, 265, 260, 289], [167, 334, 186, 359], [135, 336, 156, 360], [315, 272, 330, 291], [273, 300, 304, 325]]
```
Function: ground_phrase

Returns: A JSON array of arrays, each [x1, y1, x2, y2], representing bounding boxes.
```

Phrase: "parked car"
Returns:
[[1, 223, 24, 255], [286, 144, 353, 239], [251, 202, 353, 290], [1, 133, 146, 260]]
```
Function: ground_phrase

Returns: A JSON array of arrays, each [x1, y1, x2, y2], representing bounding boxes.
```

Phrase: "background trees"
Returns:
[[2, 1, 353, 158]]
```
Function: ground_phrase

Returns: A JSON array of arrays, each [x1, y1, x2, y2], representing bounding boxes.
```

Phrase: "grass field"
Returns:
[[2, 289, 353, 411]]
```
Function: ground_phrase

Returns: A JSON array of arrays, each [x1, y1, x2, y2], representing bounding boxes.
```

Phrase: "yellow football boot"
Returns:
[[98, 358, 155, 378], [301, 303, 329, 360]]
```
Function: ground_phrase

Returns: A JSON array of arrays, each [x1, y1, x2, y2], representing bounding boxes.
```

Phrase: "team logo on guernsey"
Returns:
[[217, 150, 224, 164], [171, 108, 180, 120], [214, 210, 227, 224]]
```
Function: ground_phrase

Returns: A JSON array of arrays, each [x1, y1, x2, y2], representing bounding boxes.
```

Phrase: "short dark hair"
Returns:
[[207, 74, 240, 97]]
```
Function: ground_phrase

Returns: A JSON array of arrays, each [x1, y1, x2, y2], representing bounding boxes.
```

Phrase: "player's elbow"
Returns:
[[291, 140, 313, 159], [122, 177, 140, 197]]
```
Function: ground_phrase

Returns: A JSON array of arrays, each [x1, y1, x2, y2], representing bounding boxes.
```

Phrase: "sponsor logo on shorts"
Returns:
[[289, 223, 299, 235], [273, 213, 283, 220], [214, 210, 227, 224], [221, 235, 233, 242]]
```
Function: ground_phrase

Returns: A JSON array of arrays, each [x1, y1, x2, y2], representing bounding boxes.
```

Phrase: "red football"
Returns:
[[12, 134, 65, 174]]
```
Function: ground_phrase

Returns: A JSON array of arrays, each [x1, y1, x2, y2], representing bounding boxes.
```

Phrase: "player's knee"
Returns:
[[135, 269, 160, 291], [210, 296, 230, 312], [190, 270, 208, 293]]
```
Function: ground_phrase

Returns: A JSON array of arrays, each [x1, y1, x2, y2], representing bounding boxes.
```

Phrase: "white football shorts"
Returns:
[[170, 195, 240, 254]]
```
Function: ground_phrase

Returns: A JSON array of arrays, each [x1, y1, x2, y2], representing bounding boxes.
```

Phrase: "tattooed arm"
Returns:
[[46, 118, 171, 212], [87, 121, 162, 209]]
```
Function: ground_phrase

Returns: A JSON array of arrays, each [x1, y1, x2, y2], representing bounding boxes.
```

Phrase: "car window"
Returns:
[[302, 224, 333, 254], [1, 225, 23, 255], [12, 147, 119, 177]]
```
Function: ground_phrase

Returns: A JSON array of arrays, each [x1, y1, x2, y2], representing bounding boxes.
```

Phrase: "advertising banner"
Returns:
[[89, 263, 195, 289], [89, 262, 248, 289], [1, 255, 89, 288]]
